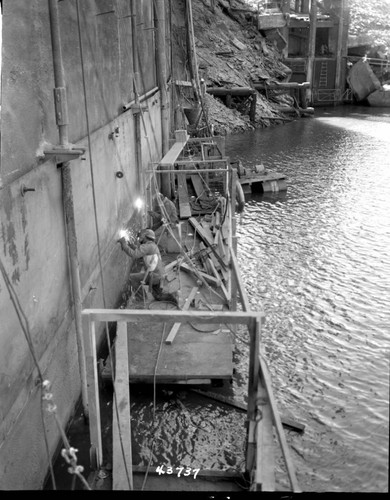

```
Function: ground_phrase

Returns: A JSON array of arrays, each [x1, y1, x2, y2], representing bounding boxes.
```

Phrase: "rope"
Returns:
[[0, 257, 93, 490]]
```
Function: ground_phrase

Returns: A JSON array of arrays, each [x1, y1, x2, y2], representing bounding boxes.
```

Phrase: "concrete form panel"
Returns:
[[0, 0, 57, 186], [0, 0, 164, 489]]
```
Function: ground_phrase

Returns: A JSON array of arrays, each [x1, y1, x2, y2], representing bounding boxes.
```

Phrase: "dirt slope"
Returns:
[[192, 0, 295, 135]]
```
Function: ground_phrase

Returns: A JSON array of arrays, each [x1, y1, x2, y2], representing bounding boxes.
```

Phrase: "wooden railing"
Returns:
[[81, 307, 264, 489], [230, 252, 301, 492]]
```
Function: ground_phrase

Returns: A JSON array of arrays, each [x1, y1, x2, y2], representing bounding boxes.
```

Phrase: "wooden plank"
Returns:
[[165, 287, 199, 344], [238, 172, 285, 184], [175, 80, 193, 87], [178, 173, 192, 219], [199, 242, 214, 276], [231, 167, 237, 218], [82, 316, 103, 468], [189, 388, 304, 432], [259, 355, 301, 493], [179, 261, 220, 287], [246, 420, 256, 473], [190, 174, 207, 199], [231, 236, 238, 312], [126, 323, 233, 381], [230, 251, 251, 313], [82, 309, 263, 326], [113, 321, 133, 490], [200, 220, 214, 242], [188, 217, 227, 271], [159, 141, 187, 168], [255, 373, 275, 491], [217, 230, 227, 259], [164, 258, 180, 273], [206, 256, 229, 302], [205, 256, 222, 286]]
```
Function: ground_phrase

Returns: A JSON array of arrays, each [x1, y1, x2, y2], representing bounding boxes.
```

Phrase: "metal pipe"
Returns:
[[130, 1, 140, 97], [48, 0, 88, 415], [154, 0, 171, 198], [146, 168, 229, 174], [155, 0, 169, 156], [122, 86, 159, 112], [48, 0, 68, 146]]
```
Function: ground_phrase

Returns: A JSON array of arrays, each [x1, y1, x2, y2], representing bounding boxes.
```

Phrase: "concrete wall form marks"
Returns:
[[0, 0, 164, 489]]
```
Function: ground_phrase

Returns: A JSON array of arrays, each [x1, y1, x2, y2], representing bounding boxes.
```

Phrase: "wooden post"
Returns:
[[82, 315, 103, 469], [302, 0, 310, 13], [215, 135, 225, 156], [245, 317, 260, 473], [247, 318, 260, 421], [230, 250, 251, 313], [226, 94, 232, 108], [299, 84, 308, 109], [334, 0, 345, 103], [230, 168, 237, 220], [259, 355, 301, 493], [281, 0, 290, 59], [306, 0, 317, 105], [231, 229, 238, 312], [249, 92, 257, 122], [113, 322, 133, 490], [185, 0, 201, 102], [255, 370, 275, 491]]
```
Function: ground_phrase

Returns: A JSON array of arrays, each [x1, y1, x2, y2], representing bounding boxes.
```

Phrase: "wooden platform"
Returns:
[[126, 318, 233, 383], [101, 289, 233, 385], [101, 219, 234, 385], [239, 172, 287, 194]]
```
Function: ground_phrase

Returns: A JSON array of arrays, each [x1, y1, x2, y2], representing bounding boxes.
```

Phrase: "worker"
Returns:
[[148, 193, 179, 231], [118, 228, 165, 301]]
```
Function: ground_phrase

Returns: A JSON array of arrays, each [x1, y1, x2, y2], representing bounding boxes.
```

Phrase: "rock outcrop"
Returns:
[[192, 0, 295, 134]]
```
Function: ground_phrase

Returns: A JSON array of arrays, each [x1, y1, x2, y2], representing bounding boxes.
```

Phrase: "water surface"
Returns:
[[226, 106, 390, 492]]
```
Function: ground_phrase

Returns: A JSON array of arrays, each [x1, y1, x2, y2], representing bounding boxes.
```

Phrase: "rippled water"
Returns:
[[48, 107, 389, 493], [226, 106, 390, 493]]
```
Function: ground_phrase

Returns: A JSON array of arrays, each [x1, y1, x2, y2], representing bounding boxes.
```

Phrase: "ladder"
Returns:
[[319, 61, 328, 88]]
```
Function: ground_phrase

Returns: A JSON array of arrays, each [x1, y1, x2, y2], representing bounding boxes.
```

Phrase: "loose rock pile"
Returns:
[[192, 0, 296, 135]]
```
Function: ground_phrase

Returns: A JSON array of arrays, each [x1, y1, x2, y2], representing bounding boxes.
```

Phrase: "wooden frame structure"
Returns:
[[81, 252, 300, 491], [82, 308, 263, 488], [81, 133, 300, 492]]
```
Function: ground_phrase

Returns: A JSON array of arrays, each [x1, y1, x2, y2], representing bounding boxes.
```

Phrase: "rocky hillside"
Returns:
[[348, 0, 390, 53], [191, 0, 295, 135]]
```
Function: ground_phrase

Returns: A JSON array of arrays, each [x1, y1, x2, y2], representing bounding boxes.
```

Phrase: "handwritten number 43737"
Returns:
[[156, 465, 200, 479]]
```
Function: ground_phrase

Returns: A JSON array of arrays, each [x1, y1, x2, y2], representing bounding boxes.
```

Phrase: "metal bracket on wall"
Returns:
[[43, 147, 86, 164], [131, 105, 149, 115]]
